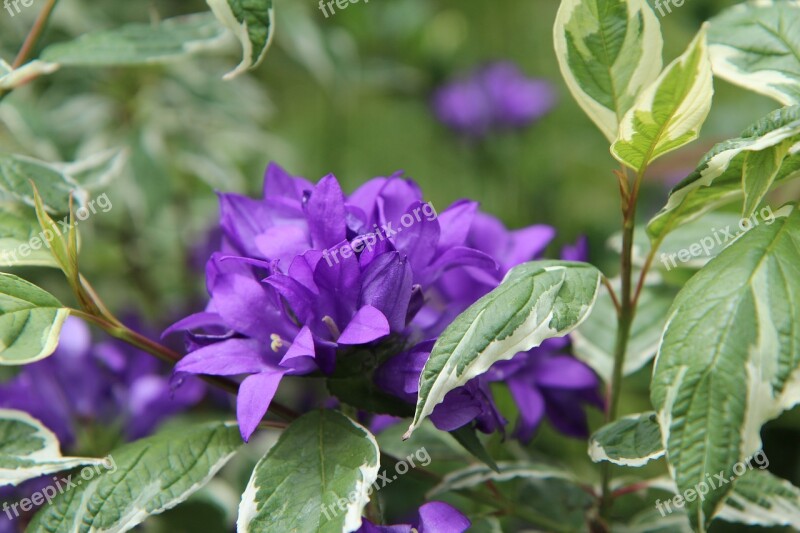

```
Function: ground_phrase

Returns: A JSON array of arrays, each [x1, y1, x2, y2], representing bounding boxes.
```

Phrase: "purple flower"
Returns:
[[358, 501, 470, 533], [0, 317, 204, 447], [433, 61, 556, 138]]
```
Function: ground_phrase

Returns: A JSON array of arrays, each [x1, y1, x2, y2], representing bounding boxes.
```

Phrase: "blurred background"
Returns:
[[0, 0, 796, 531]]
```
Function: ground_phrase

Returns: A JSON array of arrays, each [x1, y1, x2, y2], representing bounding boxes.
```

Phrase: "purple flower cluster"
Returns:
[[0, 317, 205, 448], [432, 61, 556, 138], [358, 501, 470, 533], [172, 163, 601, 443]]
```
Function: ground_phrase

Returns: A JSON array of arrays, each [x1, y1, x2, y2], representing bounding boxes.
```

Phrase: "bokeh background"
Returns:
[[1, 0, 797, 531]]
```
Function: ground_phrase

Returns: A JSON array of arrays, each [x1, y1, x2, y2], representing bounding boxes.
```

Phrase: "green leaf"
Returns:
[[27, 421, 242, 533], [651, 207, 800, 530], [427, 461, 576, 498], [40, 13, 227, 67], [404, 260, 602, 439], [572, 283, 674, 381], [648, 105, 800, 241], [0, 210, 59, 268], [0, 409, 104, 486], [612, 26, 714, 172], [32, 184, 76, 279], [449, 426, 499, 472], [742, 140, 792, 218], [588, 412, 664, 467], [237, 410, 380, 533], [718, 470, 800, 529], [0, 154, 87, 213], [708, 0, 800, 106], [206, 0, 275, 80], [0, 59, 58, 90], [0, 274, 68, 365], [553, 0, 663, 141]]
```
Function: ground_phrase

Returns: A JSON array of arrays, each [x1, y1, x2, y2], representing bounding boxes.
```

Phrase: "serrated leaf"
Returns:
[[427, 461, 576, 498], [0, 274, 68, 365], [237, 410, 380, 533], [0, 210, 58, 268], [648, 105, 800, 241], [588, 412, 664, 467], [742, 140, 791, 218], [40, 13, 227, 67], [0, 154, 87, 213], [651, 207, 800, 530], [0, 409, 103, 486], [572, 283, 674, 381], [404, 260, 602, 439], [612, 26, 714, 172], [708, 0, 800, 106], [553, 0, 663, 141], [206, 0, 274, 80], [718, 470, 800, 529], [27, 421, 242, 533]]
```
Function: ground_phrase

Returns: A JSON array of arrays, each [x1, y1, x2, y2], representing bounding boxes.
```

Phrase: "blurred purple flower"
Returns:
[[358, 501, 470, 533], [432, 61, 556, 138], [0, 316, 204, 448]]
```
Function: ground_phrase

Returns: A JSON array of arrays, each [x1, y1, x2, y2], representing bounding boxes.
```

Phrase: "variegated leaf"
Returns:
[[718, 470, 800, 529], [708, 0, 800, 106], [0, 409, 104, 486], [404, 260, 601, 439], [0, 60, 58, 91], [427, 461, 575, 498], [742, 140, 792, 218], [554, 0, 663, 142], [207, 0, 275, 80], [588, 412, 664, 467], [612, 25, 714, 172], [651, 207, 800, 530], [648, 105, 800, 241]]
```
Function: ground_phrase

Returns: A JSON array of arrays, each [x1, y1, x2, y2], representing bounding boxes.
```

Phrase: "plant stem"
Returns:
[[12, 0, 59, 68]]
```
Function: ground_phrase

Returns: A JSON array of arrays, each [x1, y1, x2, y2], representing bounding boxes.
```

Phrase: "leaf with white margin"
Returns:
[[573, 283, 674, 382], [404, 260, 602, 439], [0, 60, 59, 91], [553, 0, 663, 142], [708, 0, 800, 106], [0, 153, 88, 213], [0, 409, 104, 486], [615, 508, 692, 533], [0, 274, 68, 365], [648, 105, 800, 241], [206, 0, 275, 80], [0, 210, 59, 268], [28, 421, 242, 533], [427, 461, 576, 498], [60, 148, 128, 190], [742, 140, 792, 218], [40, 13, 227, 67], [588, 412, 664, 467], [651, 206, 800, 530], [718, 469, 800, 529], [612, 25, 714, 172], [237, 410, 380, 533]]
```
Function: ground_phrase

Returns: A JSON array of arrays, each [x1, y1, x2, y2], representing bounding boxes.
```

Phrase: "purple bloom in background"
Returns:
[[0, 316, 204, 448], [358, 501, 470, 533], [432, 61, 556, 138]]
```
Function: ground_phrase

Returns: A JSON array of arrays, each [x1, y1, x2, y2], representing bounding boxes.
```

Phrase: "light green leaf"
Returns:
[[0, 409, 104, 486], [553, 0, 663, 141], [708, 0, 800, 106], [237, 410, 380, 533], [0, 59, 59, 90], [27, 422, 242, 533], [206, 0, 275, 80], [0, 274, 68, 365], [0, 210, 59, 268], [449, 426, 498, 472], [742, 140, 792, 218], [612, 26, 714, 172], [427, 461, 576, 498], [651, 207, 800, 530], [588, 412, 664, 467], [0, 154, 87, 213], [40, 13, 227, 67], [404, 260, 602, 439], [572, 283, 673, 381], [718, 470, 800, 529], [648, 105, 800, 241]]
